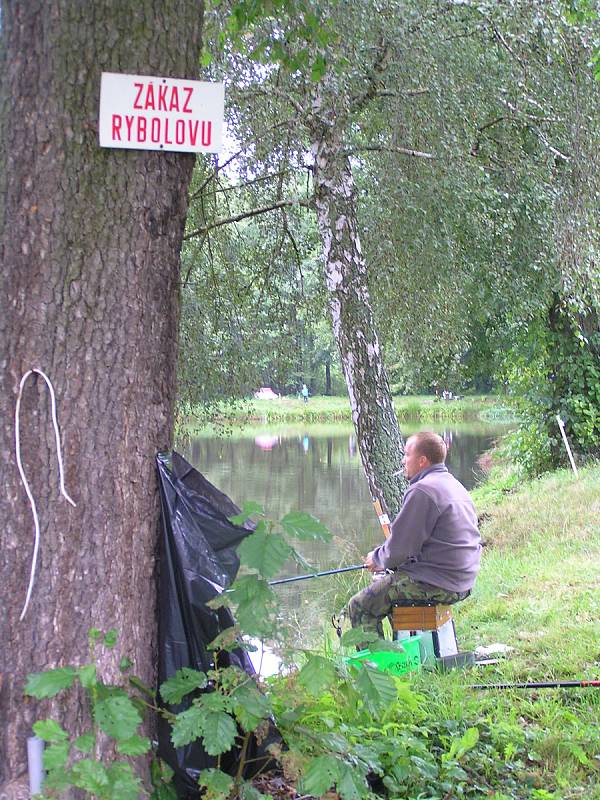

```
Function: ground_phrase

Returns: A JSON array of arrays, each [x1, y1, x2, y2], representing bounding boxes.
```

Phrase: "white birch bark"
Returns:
[[310, 105, 407, 518]]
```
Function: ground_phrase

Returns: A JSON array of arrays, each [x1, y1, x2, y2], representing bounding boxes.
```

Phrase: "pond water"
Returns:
[[179, 420, 509, 649]]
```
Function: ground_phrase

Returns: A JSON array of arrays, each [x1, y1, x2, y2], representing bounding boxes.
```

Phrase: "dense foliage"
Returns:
[[177, 0, 599, 474]]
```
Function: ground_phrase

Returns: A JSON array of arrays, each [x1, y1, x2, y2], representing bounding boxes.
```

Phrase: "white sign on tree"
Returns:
[[99, 72, 224, 153]]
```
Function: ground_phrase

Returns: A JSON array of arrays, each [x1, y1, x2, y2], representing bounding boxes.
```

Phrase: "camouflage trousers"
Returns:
[[348, 571, 469, 646]]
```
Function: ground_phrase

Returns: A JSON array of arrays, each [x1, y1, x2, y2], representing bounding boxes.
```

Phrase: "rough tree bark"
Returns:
[[0, 1, 203, 790], [310, 110, 407, 518]]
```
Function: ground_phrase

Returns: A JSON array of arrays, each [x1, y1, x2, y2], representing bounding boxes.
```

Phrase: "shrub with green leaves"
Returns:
[[23, 507, 502, 800], [24, 628, 171, 800], [503, 305, 600, 476], [24, 493, 598, 799], [23, 507, 342, 800], [158, 503, 423, 800]]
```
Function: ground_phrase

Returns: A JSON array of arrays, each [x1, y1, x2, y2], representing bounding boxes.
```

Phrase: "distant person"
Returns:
[[348, 432, 481, 644], [301, 383, 309, 403]]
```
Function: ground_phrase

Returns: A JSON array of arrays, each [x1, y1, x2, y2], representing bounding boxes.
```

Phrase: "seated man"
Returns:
[[349, 431, 481, 643]]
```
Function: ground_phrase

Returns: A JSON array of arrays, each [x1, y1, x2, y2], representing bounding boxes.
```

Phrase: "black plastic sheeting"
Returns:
[[156, 451, 278, 798]]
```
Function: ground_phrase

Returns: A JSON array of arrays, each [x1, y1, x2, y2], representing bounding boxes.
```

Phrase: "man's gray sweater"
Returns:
[[371, 464, 481, 592]]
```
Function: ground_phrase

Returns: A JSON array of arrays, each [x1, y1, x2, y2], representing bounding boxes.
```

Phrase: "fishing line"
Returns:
[[469, 679, 600, 690]]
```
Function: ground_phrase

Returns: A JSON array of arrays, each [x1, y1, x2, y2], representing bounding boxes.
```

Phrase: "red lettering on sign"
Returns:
[[169, 87, 180, 112], [151, 117, 160, 143], [182, 86, 193, 113], [109, 110, 216, 148], [145, 83, 155, 111], [158, 84, 168, 111], [164, 118, 173, 145], [112, 115, 122, 140], [133, 83, 144, 110], [201, 120, 212, 147]]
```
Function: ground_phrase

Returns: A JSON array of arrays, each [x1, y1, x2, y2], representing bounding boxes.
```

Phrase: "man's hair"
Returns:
[[408, 431, 447, 464]]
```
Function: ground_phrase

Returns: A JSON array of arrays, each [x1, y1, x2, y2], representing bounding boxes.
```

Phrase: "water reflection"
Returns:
[[247, 638, 283, 677], [181, 422, 508, 648], [255, 433, 280, 451], [182, 422, 507, 571]]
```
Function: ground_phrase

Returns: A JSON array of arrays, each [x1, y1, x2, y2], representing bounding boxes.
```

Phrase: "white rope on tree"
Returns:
[[15, 369, 76, 622]]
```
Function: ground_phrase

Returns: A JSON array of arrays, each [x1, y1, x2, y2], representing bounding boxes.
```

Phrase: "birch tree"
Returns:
[[188, 0, 445, 514]]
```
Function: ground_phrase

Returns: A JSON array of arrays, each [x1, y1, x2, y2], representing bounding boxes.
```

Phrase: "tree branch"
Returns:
[[245, 86, 308, 117], [470, 116, 505, 156], [188, 116, 301, 202], [204, 168, 307, 196], [280, 205, 303, 279], [374, 88, 431, 98], [478, 116, 505, 133], [184, 198, 312, 240], [500, 97, 560, 124], [531, 128, 571, 162], [182, 234, 206, 287], [498, 98, 570, 160], [345, 145, 435, 159], [351, 35, 391, 114]]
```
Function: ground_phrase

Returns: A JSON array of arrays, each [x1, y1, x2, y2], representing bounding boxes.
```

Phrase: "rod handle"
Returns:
[[373, 497, 391, 538]]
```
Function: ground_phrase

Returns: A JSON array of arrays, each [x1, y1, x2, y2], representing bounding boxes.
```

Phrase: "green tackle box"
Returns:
[[345, 635, 423, 676]]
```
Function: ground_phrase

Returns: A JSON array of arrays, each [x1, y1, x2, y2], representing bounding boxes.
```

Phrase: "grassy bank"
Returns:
[[424, 464, 600, 797], [180, 394, 506, 432], [464, 464, 600, 681], [178, 419, 510, 444], [286, 464, 600, 798]]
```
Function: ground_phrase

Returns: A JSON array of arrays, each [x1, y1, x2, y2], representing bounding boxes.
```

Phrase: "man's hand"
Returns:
[[364, 550, 379, 573]]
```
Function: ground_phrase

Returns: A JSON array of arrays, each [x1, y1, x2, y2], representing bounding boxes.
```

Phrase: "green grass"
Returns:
[[180, 393, 503, 432], [470, 459, 521, 508], [461, 464, 600, 671], [301, 463, 600, 798], [431, 463, 600, 797], [393, 393, 500, 421]]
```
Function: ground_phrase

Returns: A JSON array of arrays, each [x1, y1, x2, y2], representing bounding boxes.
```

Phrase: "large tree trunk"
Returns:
[[311, 120, 406, 517], [0, 1, 203, 789], [325, 359, 332, 396]]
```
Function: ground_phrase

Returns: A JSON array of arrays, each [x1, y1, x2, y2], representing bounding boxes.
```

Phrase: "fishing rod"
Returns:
[[469, 679, 600, 691], [263, 497, 394, 588], [268, 564, 366, 586], [268, 498, 392, 587], [224, 565, 367, 593]]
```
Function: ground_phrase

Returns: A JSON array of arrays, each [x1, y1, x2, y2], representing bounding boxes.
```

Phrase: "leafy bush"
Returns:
[[25, 629, 170, 800], [503, 303, 600, 476], [26, 500, 599, 799]]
